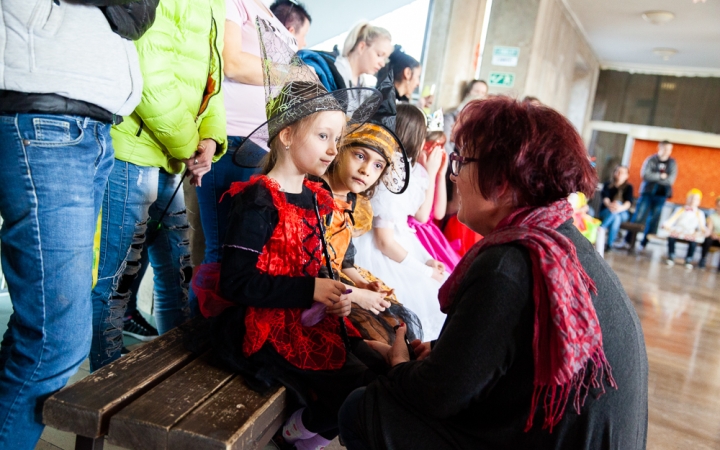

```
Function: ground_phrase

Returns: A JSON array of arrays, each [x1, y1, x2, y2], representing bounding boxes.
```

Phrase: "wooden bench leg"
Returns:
[[75, 435, 104, 450]]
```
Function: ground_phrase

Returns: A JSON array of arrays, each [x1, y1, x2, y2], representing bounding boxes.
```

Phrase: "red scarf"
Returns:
[[438, 200, 616, 432]]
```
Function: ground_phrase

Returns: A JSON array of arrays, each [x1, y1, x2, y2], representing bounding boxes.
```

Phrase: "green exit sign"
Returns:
[[488, 72, 515, 88]]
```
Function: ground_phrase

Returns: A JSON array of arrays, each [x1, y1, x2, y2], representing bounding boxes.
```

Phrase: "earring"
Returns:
[[285, 144, 290, 151]]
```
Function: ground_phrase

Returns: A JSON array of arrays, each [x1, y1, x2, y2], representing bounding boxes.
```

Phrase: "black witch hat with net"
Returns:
[[234, 18, 383, 168]]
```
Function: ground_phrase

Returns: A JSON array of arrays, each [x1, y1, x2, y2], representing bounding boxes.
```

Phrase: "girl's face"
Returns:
[[287, 111, 347, 177], [613, 166, 629, 185], [356, 38, 393, 75], [687, 194, 701, 208], [335, 146, 387, 194]]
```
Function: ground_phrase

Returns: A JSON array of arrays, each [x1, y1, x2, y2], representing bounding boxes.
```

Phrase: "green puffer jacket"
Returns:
[[111, 0, 227, 174]]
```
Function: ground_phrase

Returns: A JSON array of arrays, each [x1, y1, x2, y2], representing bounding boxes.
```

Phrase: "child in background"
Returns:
[[569, 192, 602, 244], [354, 104, 447, 341], [407, 110, 461, 271], [699, 197, 720, 270], [662, 188, 706, 269], [196, 19, 385, 450], [319, 75, 423, 344]]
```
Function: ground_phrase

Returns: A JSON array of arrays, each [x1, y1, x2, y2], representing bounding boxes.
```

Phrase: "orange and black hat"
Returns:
[[342, 72, 410, 194]]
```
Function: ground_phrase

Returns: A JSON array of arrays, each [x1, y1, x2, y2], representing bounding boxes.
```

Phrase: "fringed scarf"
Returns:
[[437, 199, 617, 432]]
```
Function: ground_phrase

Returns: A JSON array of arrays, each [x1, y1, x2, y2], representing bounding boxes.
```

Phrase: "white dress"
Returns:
[[354, 164, 447, 340]]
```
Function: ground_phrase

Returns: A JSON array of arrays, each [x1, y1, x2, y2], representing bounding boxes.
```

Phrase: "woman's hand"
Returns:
[[410, 339, 432, 360], [350, 289, 391, 315], [366, 323, 411, 366], [185, 139, 216, 187]]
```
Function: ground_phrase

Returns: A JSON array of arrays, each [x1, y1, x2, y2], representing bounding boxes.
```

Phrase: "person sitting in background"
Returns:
[[269, 0, 311, 49], [699, 197, 720, 270], [662, 189, 706, 269], [600, 165, 634, 250]]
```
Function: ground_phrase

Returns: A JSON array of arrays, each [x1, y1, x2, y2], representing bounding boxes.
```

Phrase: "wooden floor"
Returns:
[[605, 243, 720, 450], [8, 241, 719, 449]]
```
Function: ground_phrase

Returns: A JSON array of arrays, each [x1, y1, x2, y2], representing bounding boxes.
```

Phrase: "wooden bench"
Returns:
[[43, 319, 286, 450], [619, 221, 645, 253]]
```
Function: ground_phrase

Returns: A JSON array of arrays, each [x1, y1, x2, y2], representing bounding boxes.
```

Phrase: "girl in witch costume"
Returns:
[[195, 18, 387, 450], [314, 74, 424, 345], [353, 103, 448, 341]]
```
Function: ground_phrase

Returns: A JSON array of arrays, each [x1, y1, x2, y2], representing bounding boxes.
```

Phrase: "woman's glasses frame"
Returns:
[[449, 150, 479, 177]]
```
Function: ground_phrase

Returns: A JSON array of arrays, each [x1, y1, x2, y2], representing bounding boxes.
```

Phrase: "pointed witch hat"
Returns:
[[341, 70, 411, 194], [233, 17, 382, 168]]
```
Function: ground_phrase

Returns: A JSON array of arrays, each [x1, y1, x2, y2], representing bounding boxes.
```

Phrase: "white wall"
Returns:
[[298, 0, 417, 47]]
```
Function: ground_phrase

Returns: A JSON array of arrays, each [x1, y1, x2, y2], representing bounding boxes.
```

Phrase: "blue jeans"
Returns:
[[195, 136, 261, 264], [90, 164, 191, 371], [631, 194, 667, 246], [0, 114, 114, 449], [667, 238, 697, 262], [600, 209, 630, 247]]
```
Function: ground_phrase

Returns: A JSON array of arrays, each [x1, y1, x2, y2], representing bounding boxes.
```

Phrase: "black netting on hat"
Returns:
[[374, 71, 409, 194], [234, 17, 382, 168]]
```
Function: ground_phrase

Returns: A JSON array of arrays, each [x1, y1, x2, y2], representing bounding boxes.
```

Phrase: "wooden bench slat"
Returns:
[[168, 378, 286, 450], [107, 352, 235, 450], [43, 320, 207, 438]]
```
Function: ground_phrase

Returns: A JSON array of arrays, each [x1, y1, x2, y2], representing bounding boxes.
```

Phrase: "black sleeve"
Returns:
[[219, 192, 315, 309], [342, 239, 356, 269], [624, 184, 635, 205], [100, 0, 160, 40], [383, 245, 534, 419], [600, 182, 612, 202]]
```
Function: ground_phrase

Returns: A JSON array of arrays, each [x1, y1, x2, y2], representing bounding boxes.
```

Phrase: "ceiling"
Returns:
[[564, 0, 720, 75]]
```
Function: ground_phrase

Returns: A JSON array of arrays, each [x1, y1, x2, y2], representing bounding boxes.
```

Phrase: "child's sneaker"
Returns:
[[666, 256, 675, 266], [122, 311, 159, 342], [684, 258, 694, 269], [698, 258, 707, 269]]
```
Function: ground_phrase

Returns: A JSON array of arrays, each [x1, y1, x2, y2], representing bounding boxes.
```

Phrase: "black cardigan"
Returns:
[[359, 222, 648, 449]]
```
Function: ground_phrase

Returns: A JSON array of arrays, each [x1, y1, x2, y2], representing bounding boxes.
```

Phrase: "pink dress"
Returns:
[[407, 165, 461, 271]]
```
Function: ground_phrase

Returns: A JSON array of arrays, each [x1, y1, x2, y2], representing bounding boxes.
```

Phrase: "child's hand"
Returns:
[[313, 278, 347, 308], [424, 145, 444, 177], [350, 289, 391, 315], [426, 259, 445, 281], [327, 292, 352, 317]]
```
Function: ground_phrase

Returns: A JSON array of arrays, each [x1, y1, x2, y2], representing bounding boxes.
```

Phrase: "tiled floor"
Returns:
[[1, 239, 718, 449]]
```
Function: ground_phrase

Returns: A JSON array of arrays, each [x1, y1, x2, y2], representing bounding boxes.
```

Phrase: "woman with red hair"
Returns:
[[339, 96, 648, 449]]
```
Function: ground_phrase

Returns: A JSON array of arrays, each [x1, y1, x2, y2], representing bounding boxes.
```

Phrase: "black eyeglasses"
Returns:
[[448, 150, 479, 177]]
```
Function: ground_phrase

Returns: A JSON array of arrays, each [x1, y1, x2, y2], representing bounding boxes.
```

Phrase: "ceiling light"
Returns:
[[642, 11, 675, 24], [653, 48, 678, 60]]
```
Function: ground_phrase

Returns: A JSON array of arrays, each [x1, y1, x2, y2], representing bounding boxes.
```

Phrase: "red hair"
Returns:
[[453, 96, 597, 207]]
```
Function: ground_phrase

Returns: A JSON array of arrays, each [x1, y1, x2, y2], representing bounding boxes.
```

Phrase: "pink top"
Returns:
[[224, 0, 297, 138]]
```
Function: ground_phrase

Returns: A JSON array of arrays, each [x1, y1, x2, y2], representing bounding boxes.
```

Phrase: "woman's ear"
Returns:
[[403, 67, 413, 81], [355, 40, 367, 54]]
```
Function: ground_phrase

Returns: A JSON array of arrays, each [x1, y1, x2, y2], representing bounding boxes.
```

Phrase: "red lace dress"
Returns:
[[194, 175, 359, 371]]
